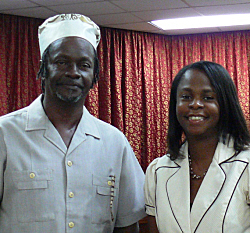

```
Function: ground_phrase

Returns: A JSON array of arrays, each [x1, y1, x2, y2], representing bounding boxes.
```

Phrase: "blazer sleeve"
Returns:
[[144, 158, 159, 216]]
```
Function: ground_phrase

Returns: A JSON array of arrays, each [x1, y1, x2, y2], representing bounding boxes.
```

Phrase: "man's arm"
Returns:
[[113, 222, 139, 233]]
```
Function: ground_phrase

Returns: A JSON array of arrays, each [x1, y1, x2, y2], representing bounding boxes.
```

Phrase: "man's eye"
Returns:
[[80, 63, 91, 68], [56, 61, 66, 65]]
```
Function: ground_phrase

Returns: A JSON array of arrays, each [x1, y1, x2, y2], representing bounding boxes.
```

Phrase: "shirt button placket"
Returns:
[[66, 159, 75, 231]]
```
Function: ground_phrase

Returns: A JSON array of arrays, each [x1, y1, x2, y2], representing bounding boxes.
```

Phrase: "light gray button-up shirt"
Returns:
[[0, 95, 146, 233]]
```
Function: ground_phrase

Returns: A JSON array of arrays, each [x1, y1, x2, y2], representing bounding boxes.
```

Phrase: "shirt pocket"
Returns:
[[91, 175, 118, 224], [12, 169, 55, 223]]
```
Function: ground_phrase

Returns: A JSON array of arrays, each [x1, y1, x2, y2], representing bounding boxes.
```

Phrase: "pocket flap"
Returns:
[[17, 180, 48, 190], [12, 169, 53, 182], [92, 174, 119, 187], [93, 175, 110, 187]]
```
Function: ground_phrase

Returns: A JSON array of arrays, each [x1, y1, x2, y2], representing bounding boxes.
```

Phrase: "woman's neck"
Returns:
[[187, 135, 219, 162]]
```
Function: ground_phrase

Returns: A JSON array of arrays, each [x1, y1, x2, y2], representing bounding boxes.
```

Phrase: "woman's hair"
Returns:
[[37, 44, 100, 92], [167, 60, 250, 160]]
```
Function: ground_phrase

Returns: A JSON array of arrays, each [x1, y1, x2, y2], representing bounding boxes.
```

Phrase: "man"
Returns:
[[0, 14, 146, 232]]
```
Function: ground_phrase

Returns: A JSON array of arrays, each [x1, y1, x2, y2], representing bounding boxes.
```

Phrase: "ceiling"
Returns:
[[1, 0, 250, 35]]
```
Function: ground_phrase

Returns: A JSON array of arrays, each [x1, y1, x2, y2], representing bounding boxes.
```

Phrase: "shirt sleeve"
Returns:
[[114, 135, 146, 227], [144, 158, 159, 216]]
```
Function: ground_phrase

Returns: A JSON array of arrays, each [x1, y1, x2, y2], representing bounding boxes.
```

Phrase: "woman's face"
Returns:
[[176, 69, 220, 140]]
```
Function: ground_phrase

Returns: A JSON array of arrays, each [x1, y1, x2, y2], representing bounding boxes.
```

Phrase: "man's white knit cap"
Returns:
[[38, 13, 101, 57]]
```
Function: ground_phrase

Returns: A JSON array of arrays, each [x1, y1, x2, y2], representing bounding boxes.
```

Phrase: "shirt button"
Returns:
[[69, 192, 74, 198], [68, 222, 75, 228], [29, 172, 35, 179], [67, 161, 73, 167]]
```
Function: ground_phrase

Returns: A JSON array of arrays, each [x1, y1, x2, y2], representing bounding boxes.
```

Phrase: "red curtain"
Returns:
[[1, 14, 250, 171], [0, 14, 42, 114], [86, 28, 172, 170]]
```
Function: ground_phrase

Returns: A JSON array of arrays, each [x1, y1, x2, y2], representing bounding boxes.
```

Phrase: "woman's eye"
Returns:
[[204, 96, 214, 100], [181, 95, 191, 100]]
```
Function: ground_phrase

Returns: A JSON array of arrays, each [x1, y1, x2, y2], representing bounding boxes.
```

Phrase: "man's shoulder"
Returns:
[[85, 109, 123, 134], [0, 96, 41, 125], [0, 107, 29, 134], [92, 115, 119, 130], [0, 107, 28, 123]]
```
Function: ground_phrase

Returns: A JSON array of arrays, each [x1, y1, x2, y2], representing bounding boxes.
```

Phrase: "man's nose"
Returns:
[[66, 63, 81, 78]]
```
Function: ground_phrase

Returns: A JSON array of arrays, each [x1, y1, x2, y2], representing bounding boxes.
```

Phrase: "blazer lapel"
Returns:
[[190, 158, 225, 231], [165, 144, 191, 232], [190, 140, 235, 231]]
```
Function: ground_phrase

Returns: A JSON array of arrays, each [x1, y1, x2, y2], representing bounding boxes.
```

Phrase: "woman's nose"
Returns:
[[189, 98, 204, 108]]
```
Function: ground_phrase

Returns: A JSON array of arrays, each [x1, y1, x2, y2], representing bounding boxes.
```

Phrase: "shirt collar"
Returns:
[[26, 94, 101, 139], [79, 106, 100, 139], [26, 95, 47, 131]]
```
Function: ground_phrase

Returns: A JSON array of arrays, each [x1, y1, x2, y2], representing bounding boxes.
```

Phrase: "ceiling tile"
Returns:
[[91, 12, 143, 26], [134, 8, 200, 21], [1, 7, 57, 19], [185, 0, 250, 7], [0, 0, 37, 10], [0, 0, 250, 34], [110, 0, 188, 12], [195, 3, 250, 15], [48, 1, 125, 16], [31, 0, 104, 6]]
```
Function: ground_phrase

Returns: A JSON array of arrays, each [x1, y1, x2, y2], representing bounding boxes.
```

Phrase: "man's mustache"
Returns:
[[56, 79, 84, 89]]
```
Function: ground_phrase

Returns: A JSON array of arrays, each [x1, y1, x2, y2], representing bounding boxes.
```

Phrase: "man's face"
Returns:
[[44, 37, 95, 104]]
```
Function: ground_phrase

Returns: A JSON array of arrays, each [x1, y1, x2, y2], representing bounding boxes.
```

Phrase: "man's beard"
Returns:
[[55, 89, 83, 103]]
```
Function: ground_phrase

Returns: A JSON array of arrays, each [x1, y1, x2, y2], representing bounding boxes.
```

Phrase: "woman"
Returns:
[[144, 61, 250, 232]]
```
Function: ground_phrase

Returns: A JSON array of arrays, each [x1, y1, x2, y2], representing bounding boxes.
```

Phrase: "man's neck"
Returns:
[[42, 94, 84, 123], [42, 94, 85, 147]]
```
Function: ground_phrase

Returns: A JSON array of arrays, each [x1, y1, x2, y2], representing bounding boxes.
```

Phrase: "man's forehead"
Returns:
[[48, 37, 95, 59]]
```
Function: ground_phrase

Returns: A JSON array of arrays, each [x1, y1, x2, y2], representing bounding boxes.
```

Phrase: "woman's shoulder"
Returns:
[[146, 154, 177, 172], [236, 148, 250, 161]]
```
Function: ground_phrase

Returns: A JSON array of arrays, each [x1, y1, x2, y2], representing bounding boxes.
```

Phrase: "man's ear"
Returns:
[[36, 60, 43, 80], [41, 60, 48, 79], [41, 77, 46, 93]]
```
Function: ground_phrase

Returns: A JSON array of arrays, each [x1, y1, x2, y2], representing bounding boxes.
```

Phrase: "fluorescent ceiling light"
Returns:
[[150, 13, 250, 30]]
